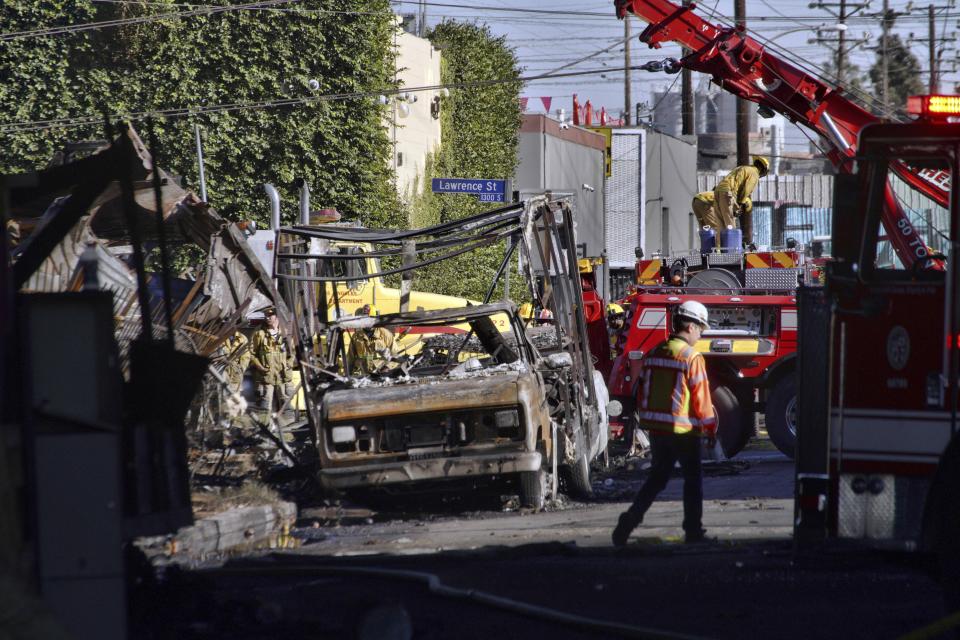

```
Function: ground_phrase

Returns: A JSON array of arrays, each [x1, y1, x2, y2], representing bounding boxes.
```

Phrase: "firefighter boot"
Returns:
[[685, 528, 708, 544], [612, 511, 642, 547]]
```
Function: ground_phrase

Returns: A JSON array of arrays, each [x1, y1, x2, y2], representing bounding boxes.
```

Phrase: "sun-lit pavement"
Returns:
[[285, 447, 794, 557]]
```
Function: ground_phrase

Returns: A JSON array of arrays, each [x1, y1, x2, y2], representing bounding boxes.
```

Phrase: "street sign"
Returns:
[[431, 178, 506, 203]]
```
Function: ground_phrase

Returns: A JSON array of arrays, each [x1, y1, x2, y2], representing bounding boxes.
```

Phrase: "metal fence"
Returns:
[[697, 173, 835, 249], [696, 171, 949, 260], [609, 269, 635, 301], [697, 173, 835, 208]]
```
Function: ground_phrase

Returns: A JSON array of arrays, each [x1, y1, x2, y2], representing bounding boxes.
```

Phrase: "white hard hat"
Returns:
[[676, 300, 710, 329]]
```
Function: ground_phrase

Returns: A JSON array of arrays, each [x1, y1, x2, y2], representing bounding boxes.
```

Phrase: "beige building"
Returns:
[[389, 20, 443, 201]]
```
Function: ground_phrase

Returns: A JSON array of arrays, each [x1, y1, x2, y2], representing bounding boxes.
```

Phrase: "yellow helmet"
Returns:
[[519, 302, 534, 320], [606, 303, 624, 317], [753, 156, 770, 175]]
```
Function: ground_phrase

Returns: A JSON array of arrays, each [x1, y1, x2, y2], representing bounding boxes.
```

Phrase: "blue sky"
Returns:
[[397, 0, 958, 153]]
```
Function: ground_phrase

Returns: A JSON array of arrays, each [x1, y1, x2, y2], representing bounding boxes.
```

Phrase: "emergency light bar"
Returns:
[[906, 94, 960, 119]]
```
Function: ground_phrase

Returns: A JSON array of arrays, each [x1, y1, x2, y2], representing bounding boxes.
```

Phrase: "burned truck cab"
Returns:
[[313, 303, 557, 508]]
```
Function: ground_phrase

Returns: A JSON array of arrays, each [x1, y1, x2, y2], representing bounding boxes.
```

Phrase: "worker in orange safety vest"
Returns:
[[612, 300, 717, 546]]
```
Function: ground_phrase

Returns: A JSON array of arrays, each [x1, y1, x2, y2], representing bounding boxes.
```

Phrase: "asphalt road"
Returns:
[[289, 449, 795, 555], [135, 445, 953, 640]]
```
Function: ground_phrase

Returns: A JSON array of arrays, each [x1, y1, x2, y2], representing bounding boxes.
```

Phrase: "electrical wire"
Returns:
[[391, 0, 611, 17], [0, 65, 650, 135], [0, 0, 304, 42], [756, 0, 810, 29], [542, 32, 634, 76], [703, 8, 901, 120]]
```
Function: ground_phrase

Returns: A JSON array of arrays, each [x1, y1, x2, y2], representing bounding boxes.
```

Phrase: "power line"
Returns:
[[0, 65, 642, 135], [391, 1, 611, 17], [0, 0, 303, 42], [1, 0, 623, 43]]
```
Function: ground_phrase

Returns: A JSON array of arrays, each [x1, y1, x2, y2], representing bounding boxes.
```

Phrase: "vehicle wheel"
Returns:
[[712, 384, 751, 458], [561, 429, 593, 499], [519, 469, 546, 510], [765, 375, 797, 459], [567, 450, 593, 499]]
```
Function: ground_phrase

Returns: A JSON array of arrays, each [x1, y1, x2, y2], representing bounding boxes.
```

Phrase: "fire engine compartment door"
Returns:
[[695, 336, 775, 356]]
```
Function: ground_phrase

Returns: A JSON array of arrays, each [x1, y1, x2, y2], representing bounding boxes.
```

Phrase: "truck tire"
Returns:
[[764, 375, 797, 459], [561, 429, 594, 499], [712, 384, 751, 458], [519, 469, 546, 510]]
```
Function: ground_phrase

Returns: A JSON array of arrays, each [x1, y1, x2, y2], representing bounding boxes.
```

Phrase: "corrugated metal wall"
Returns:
[[697, 173, 835, 248]]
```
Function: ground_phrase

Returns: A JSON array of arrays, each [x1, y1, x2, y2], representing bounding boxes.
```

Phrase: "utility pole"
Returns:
[[735, 0, 749, 166], [907, 4, 954, 95], [837, 0, 847, 84], [881, 0, 890, 108], [929, 4, 937, 93], [681, 0, 694, 135], [624, 15, 632, 126], [808, 0, 870, 87]]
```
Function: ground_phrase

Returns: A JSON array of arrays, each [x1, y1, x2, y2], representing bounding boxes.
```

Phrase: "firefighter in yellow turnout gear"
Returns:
[[713, 156, 768, 246], [612, 301, 717, 546], [250, 307, 295, 413], [347, 304, 396, 376], [606, 303, 626, 357], [219, 331, 251, 394], [691, 191, 721, 231]]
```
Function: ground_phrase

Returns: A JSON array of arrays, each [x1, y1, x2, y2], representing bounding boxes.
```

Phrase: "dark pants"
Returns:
[[627, 433, 703, 535]]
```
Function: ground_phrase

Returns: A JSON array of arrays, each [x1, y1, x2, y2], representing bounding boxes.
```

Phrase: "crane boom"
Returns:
[[615, 0, 944, 268]]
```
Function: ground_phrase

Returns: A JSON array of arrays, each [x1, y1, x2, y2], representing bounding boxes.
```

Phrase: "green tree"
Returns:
[[407, 21, 524, 301], [869, 33, 924, 111], [0, 1, 401, 228]]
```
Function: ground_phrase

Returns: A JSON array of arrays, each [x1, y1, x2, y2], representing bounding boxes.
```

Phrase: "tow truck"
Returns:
[[608, 0, 950, 461], [794, 96, 958, 552], [614, 1, 959, 556]]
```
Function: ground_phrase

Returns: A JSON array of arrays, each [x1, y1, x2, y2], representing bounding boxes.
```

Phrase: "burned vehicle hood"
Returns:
[[323, 370, 540, 422]]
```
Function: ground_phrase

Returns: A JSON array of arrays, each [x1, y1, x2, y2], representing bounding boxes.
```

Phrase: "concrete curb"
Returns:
[[137, 501, 297, 562]]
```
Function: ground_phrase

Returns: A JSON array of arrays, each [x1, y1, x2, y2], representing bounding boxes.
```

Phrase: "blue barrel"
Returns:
[[721, 227, 742, 252], [699, 226, 716, 254]]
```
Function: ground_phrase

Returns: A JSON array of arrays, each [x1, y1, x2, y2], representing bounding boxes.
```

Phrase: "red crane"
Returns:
[[615, 0, 945, 268]]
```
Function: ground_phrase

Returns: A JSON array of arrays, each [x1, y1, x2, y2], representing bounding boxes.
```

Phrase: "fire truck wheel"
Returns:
[[712, 384, 750, 458], [519, 469, 546, 510], [764, 376, 797, 459]]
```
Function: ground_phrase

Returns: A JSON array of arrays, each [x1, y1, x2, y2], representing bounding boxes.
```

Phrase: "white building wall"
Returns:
[[391, 28, 442, 200]]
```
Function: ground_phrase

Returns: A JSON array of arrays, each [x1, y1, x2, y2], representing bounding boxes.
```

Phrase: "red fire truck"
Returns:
[[608, 253, 805, 459], [795, 97, 958, 550]]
